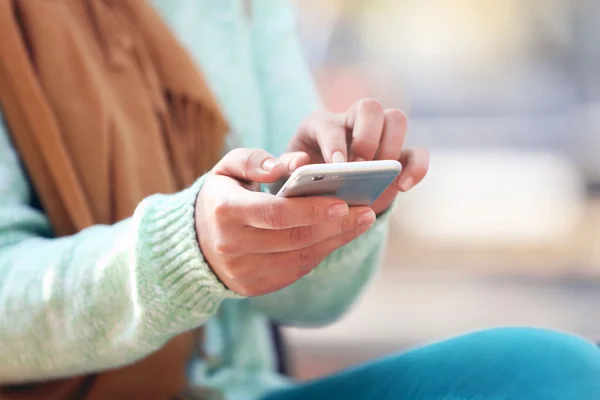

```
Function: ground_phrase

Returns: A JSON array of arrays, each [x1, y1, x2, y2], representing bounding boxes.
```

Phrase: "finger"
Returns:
[[302, 113, 349, 163], [279, 151, 311, 172], [346, 99, 385, 162], [234, 219, 375, 283], [213, 148, 288, 183], [228, 207, 376, 255], [234, 192, 350, 229], [397, 147, 430, 191], [376, 109, 407, 161]]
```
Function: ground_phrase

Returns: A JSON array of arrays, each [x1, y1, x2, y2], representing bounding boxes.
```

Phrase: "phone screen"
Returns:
[[277, 171, 398, 206]]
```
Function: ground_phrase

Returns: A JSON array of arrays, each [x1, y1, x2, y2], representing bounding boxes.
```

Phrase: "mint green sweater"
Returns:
[[0, 1, 390, 399]]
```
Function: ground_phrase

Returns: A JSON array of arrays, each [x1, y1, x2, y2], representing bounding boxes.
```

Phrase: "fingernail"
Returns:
[[358, 209, 376, 226], [332, 151, 345, 163], [329, 203, 349, 218], [399, 177, 414, 191], [354, 157, 366, 162], [262, 158, 280, 172]]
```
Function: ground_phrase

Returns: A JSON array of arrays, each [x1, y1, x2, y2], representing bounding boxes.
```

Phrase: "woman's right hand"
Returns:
[[195, 148, 376, 297]]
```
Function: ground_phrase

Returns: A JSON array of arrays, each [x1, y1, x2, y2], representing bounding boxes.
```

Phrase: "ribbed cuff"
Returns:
[[135, 174, 241, 323]]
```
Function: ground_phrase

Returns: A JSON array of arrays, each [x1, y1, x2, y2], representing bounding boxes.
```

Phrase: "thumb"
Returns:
[[279, 151, 311, 172], [212, 148, 288, 183]]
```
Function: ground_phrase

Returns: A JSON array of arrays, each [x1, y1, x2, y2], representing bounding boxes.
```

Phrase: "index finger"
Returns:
[[237, 192, 350, 229], [300, 112, 349, 163], [346, 99, 385, 162]]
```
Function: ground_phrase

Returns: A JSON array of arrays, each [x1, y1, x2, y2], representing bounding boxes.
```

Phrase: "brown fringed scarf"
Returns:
[[0, 0, 228, 398]]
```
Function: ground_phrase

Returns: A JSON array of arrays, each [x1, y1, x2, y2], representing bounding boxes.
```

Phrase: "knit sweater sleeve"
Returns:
[[0, 120, 236, 383]]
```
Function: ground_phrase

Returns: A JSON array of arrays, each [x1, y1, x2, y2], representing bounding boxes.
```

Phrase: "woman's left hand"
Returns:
[[287, 98, 430, 215]]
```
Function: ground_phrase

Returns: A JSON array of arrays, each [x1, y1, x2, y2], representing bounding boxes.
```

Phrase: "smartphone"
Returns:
[[269, 160, 402, 206]]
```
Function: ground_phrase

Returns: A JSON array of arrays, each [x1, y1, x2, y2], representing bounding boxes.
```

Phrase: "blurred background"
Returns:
[[285, 0, 600, 380]]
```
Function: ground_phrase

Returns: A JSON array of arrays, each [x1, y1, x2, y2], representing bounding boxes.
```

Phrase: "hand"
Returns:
[[195, 148, 377, 296], [288, 99, 430, 215]]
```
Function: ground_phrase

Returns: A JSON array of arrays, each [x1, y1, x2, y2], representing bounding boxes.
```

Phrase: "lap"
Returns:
[[263, 327, 600, 400]]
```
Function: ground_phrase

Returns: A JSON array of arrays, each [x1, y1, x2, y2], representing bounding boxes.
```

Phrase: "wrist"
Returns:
[[136, 175, 240, 319]]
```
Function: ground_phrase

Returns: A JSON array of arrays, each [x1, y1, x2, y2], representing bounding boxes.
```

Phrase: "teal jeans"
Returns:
[[263, 328, 600, 400]]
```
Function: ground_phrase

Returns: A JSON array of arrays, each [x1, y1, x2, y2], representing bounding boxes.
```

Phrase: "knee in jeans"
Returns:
[[463, 327, 600, 372]]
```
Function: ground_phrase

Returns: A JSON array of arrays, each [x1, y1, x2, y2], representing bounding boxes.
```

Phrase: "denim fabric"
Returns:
[[263, 327, 600, 400]]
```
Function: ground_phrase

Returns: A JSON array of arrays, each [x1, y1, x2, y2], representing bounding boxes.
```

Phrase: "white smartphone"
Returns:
[[269, 160, 402, 206]]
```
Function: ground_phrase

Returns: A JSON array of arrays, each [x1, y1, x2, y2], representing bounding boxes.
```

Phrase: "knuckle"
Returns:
[[410, 148, 431, 176], [420, 148, 431, 167], [215, 264, 236, 283], [212, 197, 231, 219], [340, 215, 355, 232], [225, 148, 243, 158], [298, 247, 318, 267], [352, 137, 379, 154], [222, 258, 245, 278], [244, 148, 264, 173], [222, 148, 247, 168], [219, 149, 236, 165], [213, 238, 234, 256], [290, 226, 314, 247], [309, 203, 322, 224], [358, 98, 384, 115], [234, 285, 254, 297], [385, 109, 407, 127], [262, 203, 285, 228], [322, 118, 345, 134]]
